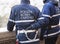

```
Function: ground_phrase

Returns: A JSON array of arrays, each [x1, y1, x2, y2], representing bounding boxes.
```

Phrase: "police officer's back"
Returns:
[[41, 0, 60, 44], [7, 0, 41, 44]]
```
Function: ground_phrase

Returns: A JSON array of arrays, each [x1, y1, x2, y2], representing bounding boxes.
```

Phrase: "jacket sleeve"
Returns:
[[26, 5, 51, 30], [7, 7, 15, 32]]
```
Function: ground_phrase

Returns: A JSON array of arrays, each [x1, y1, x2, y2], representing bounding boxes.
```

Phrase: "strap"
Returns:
[[51, 24, 59, 28], [25, 30, 38, 40], [17, 29, 38, 41], [17, 30, 36, 34], [19, 39, 39, 43]]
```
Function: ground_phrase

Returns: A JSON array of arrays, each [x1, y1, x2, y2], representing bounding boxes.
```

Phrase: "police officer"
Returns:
[[7, 0, 41, 44], [41, 0, 60, 44]]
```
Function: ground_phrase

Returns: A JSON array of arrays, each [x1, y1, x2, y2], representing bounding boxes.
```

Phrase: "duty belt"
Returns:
[[17, 29, 39, 40]]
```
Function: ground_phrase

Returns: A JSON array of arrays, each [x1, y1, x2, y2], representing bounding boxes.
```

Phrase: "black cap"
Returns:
[[43, 0, 50, 3], [21, 0, 30, 4]]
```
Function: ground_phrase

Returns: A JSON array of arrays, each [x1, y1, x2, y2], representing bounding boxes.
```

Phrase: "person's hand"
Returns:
[[16, 41, 19, 44], [8, 29, 13, 32], [16, 39, 19, 44]]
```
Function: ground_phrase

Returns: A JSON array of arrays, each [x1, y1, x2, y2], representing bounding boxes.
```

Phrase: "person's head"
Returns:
[[51, 0, 59, 6], [43, 0, 50, 3], [21, 0, 30, 4]]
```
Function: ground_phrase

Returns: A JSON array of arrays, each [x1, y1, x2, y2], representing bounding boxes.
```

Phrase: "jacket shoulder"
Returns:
[[44, 2, 53, 8], [11, 5, 20, 10], [29, 5, 40, 12]]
